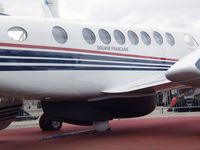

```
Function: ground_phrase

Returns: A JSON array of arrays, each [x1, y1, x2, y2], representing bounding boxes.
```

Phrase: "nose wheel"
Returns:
[[39, 114, 62, 131]]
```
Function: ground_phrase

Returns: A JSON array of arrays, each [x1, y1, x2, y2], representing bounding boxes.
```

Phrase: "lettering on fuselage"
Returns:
[[97, 46, 129, 52]]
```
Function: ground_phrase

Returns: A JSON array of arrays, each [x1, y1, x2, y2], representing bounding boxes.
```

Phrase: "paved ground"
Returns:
[[1, 113, 200, 150], [7, 107, 200, 129]]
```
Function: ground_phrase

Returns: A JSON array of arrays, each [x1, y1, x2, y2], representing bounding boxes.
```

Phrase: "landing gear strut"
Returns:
[[39, 114, 62, 131]]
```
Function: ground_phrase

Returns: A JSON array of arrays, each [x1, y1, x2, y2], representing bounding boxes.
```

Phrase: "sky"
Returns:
[[1, 0, 200, 38]]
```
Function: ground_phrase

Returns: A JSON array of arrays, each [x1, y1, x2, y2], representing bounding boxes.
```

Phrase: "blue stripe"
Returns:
[[0, 58, 170, 68], [0, 49, 175, 65], [0, 13, 9, 16], [0, 66, 169, 71]]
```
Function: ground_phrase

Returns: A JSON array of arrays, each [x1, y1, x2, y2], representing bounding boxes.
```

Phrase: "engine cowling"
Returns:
[[0, 97, 22, 130], [41, 95, 156, 126]]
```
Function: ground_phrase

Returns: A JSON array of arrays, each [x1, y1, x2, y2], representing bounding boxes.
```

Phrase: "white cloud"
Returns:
[[1, 0, 200, 36], [58, 0, 200, 33], [1, 0, 43, 16]]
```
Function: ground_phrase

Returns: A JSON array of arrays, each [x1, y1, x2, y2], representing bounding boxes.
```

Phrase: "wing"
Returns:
[[166, 49, 200, 87], [102, 74, 174, 94]]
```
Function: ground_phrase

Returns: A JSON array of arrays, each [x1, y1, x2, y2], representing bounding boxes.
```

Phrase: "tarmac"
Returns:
[[1, 108, 200, 150]]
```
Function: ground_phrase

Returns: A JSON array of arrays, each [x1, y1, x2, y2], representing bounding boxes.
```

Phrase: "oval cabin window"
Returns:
[[153, 31, 163, 45], [165, 33, 175, 46], [8, 27, 28, 42], [99, 29, 111, 45], [141, 31, 151, 45], [52, 26, 68, 44], [82, 28, 96, 45], [114, 30, 125, 45], [128, 30, 139, 45]]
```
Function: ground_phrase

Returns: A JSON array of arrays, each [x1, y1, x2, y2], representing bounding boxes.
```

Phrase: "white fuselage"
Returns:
[[0, 16, 196, 100]]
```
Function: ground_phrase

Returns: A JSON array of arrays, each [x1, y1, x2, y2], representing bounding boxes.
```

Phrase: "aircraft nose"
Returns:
[[166, 50, 200, 87]]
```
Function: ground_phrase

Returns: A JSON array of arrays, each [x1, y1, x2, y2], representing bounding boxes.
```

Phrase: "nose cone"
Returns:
[[166, 50, 200, 87]]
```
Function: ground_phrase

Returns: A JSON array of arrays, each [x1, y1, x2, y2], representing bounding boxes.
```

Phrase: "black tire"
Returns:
[[39, 114, 62, 131], [39, 114, 51, 131]]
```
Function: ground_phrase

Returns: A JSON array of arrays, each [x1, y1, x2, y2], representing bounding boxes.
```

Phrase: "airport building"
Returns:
[[23, 100, 41, 111]]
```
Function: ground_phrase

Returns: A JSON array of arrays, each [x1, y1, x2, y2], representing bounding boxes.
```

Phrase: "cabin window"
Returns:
[[8, 27, 28, 42], [141, 31, 151, 45], [114, 30, 125, 45], [165, 33, 175, 46], [153, 31, 163, 45], [82, 28, 96, 44], [52, 26, 68, 44], [128, 30, 139, 45], [99, 29, 111, 45]]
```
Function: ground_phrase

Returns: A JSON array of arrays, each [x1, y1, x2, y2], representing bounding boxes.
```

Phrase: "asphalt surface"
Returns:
[[1, 115, 200, 150]]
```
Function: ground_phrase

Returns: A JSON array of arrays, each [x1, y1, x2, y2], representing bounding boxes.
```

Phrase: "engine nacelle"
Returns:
[[41, 95, 156, 126], [0, 97, 22, 130]]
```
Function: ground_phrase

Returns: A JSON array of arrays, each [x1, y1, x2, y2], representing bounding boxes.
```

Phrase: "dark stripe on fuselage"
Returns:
[[0, 13, 9, 16], [0, 58, 170, 68], [0, 42, 179, 61], [0, 66, 169, 71], [0, 49, 175, 65]]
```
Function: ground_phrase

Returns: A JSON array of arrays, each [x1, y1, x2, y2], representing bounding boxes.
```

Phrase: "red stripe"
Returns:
[[0, 42, 178, 61]]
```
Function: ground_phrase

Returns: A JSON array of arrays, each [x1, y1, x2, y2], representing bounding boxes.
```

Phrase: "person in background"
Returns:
[[168, 95, 178, 112]]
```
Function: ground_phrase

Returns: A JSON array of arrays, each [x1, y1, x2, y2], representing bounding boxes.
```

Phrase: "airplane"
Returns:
[[0, 0, 198, 132]]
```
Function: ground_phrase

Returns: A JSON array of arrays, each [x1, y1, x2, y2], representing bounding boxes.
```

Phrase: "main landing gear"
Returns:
[[39, 114, 62, 131], [39, 114, 110, 132]]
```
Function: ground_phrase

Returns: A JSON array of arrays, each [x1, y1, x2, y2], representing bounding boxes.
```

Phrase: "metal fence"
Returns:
[[161, 106, 200, 114]]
